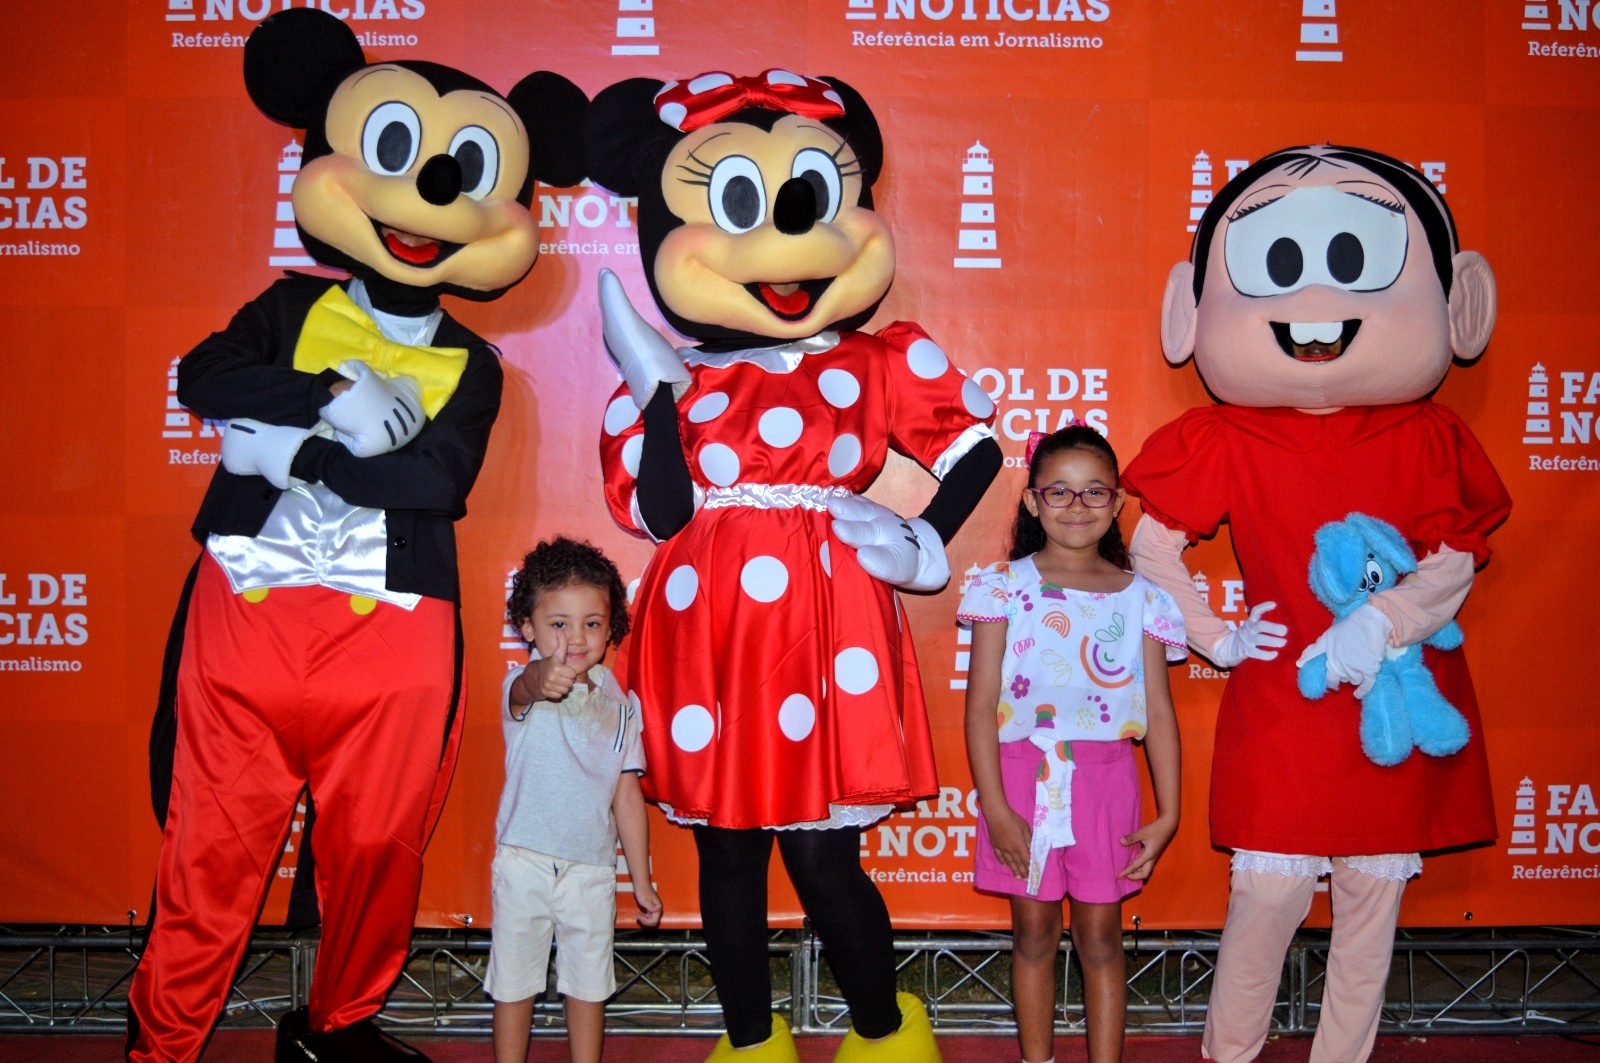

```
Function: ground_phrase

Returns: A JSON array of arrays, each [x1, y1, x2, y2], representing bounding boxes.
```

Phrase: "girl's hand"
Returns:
[[527, 631, 577, 701], [986, 805, 1033, 880], [633, 882, 663, 927], [1119, 815, 1178, 882]]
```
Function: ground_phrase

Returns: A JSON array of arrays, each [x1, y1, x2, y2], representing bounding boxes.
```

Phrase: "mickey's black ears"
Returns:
[[583, 78, 675, 198], [508, 72, 590, 192], [243, 8, 365, 128]]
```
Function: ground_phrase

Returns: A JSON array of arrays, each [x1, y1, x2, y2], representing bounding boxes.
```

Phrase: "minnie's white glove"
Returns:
[[1296, 602, 1393, 698], [320, 360, 424, 458], [221, 418, 318, 490], [1208, 601, 1289, 669], [827, 495, 950, 592], [599, 267, 690, 409]]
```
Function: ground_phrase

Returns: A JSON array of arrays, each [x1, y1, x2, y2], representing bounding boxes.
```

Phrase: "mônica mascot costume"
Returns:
[[126, 10, 586, 1062], [1122, 146, 1511, 1063], [584, 71, 1003, 1062]]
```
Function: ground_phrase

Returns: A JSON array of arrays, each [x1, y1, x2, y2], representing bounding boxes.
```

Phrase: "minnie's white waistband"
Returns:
[[702, 484, 853, 512]]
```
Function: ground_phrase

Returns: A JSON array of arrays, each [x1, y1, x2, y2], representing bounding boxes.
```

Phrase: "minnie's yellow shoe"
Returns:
[[705, 1013, 800, 1063], [832, 993, 941, 1063]]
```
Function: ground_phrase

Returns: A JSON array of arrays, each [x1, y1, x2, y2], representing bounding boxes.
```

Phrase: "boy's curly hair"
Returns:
[[506, 537, 630, 647]]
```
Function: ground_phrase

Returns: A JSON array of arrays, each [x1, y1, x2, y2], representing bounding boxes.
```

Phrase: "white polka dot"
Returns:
[[906, 338, 950, 380], [834, 647, 880, 696], [740, 555, 789, 603], [778, 693, 816, 741], [699, 443, 741, 487], [621, 435, 644, 477], [767, 69, 807, 87], [823, 89, 844, 108], [819, 540, 832, 577], [962, 378, 996, 418], [688, 72, 735, 94], [828, 434, 861, 477], [603, 396, 639, 436], [665, 565, 699, 610], [758, 407, 804, 448], [671, 704, 715, 752], [688, 392, 730, 423], [658, 102, 688, 131], [818, 368, 860, 408]]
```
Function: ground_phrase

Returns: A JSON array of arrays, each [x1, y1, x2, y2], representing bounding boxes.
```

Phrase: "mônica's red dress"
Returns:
[[600, 323, 996, 829], [1123, 401, 1511, 855]]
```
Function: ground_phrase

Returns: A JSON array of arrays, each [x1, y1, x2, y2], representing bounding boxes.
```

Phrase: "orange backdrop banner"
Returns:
[[1, 0, 1597, 932]]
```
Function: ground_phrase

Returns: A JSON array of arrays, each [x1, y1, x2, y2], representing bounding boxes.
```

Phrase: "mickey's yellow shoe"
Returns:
[[832, 993, 940, 1063], [705, 1013, 799, 1063]]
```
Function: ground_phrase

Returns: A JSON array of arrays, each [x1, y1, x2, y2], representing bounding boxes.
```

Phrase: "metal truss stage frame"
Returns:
[[2, 925, 1597, 1040]]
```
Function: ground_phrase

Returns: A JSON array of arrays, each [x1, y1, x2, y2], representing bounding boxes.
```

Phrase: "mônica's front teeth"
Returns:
[[1289, 321, 1342, 345]]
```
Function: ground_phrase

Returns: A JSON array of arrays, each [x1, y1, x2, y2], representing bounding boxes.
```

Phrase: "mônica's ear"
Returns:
[[1160, 260, 1199, 366], [1448, 250, 1497, 364], [243, 7, 364, 129]]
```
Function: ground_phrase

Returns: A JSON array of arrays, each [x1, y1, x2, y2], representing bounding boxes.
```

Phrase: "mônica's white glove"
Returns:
[[599, 267, 690, 409], [221, 418, 318, 490], [1208, 601, 1289, 669], [319, 360, 424, 458], [827, 494, 951, 593], [1296, 602, 1393, 698]]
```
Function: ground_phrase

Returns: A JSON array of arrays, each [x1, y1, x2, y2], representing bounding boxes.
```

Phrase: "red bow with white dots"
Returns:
[[653, 70, 846, 133]]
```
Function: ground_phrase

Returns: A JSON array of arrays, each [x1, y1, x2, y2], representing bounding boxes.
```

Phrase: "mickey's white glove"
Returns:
[[599, 267, 690, 409], [1208, 601, 1289, 669], [1296, 602, 1393, 698], [319, 360, 424, 458], [221, 418, 318, 490], [827, 494, 950, 593]]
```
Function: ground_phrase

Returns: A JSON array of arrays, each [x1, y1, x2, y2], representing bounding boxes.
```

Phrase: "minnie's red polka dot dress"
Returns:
[[601, 322, 996, 829]]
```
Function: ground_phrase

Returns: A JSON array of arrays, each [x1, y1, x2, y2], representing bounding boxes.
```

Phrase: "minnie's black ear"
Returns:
[[819, 77, 882, 189], [508, 72, 590, 193], [583, 78, 674, 198], [243, 8, 365, 128]]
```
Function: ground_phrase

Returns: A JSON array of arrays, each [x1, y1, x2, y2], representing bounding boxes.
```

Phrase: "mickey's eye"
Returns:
[[708, 155, 766, 234], [362, 101, 422, 176], [448, 125, 500, 200], [791, 148, 842, 223], [1224, 185, 1409, 298]]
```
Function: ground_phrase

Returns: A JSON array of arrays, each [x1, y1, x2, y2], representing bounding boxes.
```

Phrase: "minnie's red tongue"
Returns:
[[758, 283, 811, 316], [384, 230, 441, 266]]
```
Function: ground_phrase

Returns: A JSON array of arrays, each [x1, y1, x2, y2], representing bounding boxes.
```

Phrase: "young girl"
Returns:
[[959, 425, 1184, 1063], [488, 537, 663, 1063]]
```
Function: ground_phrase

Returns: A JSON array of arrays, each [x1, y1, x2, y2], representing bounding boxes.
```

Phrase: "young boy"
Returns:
[[488, 537, 663, 1063]]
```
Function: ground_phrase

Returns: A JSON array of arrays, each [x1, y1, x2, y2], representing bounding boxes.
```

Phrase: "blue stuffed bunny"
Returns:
[[1298, 513, 1470, 767]]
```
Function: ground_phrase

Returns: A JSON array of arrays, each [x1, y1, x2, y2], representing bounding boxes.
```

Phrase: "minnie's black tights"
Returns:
[[693, 824, 901, 1047]]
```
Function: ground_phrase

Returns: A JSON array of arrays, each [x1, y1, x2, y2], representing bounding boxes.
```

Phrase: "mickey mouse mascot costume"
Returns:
[[126, 11, 585, 1061], [585, 72, 1002, 1062], [1122, 146, 1511, 1063]]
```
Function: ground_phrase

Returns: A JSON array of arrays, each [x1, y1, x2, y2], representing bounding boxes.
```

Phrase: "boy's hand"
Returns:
[[529, 631, 577, 701], [986, 805, 1032, 881], [633, 882, 663, 927], [1120, 815, 1179, 882]]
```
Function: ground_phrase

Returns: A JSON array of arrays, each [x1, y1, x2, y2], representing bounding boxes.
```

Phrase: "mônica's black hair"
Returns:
[[1189, 145, 1459, 301], [507, 536, 630, 647], [1008, 425, 1128, 569]]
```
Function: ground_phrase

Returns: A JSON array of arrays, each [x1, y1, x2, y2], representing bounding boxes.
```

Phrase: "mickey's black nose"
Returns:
[[416, 154, 463, 206]]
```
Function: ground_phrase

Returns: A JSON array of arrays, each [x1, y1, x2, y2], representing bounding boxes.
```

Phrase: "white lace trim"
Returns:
[[1340, 853, 1423, 881], [931, 423, 997, 480], [661, 802, 892, 831], [1231, 850, 1423, 882], [1231, 850, 1332, 879], [702, 483, 851, 512]]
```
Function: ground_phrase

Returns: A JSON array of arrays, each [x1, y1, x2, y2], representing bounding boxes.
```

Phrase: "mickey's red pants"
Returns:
[[127, 556, 462, 1063]]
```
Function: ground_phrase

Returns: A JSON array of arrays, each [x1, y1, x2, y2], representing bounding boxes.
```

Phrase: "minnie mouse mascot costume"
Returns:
[[586, 72, 1002, 1062], [127, 11, 585, 1061]]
